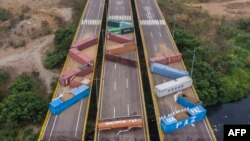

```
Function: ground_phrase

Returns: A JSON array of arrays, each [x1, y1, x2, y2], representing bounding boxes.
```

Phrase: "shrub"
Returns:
[[0, 92, 47, 123], [0, 70, 9, 86], [218, 23, 238, 39], [44, 51, 67, 69], [8, 74, 32, 95], [0, 8, 12, 21], [44, 26, 75, 69], [236, 19, 250, 32], [234, 33, 250, 51]]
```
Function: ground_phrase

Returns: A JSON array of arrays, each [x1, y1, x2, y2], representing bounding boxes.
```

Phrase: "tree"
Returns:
[[8, 74, 32, 95], [235, 33, 250, 51], [0, 70, 9, 86], [0, 70, 9, 100], [54, 26, 74, 51], [173, 27, 200, 51], [236, 19, 250, 32], [219, 68, 250, 103], [44, 26, 75, 69], [0, 92, 47, 124]]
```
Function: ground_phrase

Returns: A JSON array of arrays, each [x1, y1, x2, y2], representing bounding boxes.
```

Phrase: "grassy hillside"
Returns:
[[159, 0, 250, 106]]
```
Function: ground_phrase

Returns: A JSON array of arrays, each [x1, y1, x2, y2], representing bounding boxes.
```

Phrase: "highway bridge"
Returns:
[[95, 0, 149, 140], [134, 0, 217, 141], [38, 0, 217, 141], [38, 0, 104, 140]]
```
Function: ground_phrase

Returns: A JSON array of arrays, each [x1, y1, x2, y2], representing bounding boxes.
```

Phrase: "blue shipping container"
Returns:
[[177, 95, 202, 108], [161, 105, 206, 133], [49, 84, 90, 115], [150, 63, 189, 78]]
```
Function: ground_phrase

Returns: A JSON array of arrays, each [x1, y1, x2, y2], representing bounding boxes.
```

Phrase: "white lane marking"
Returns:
[[108, 15, 132, 21], [159, 32, 162, 37], [126, 78, 128, 88], [115, 63, 117, 69], [75, 100, 83, 138], [114, 81, 116, 91], [114, 107, 116, 118], [170, 105, 173, 113], [127, 104, 130, 116], [49, 115, 58, 141], [140, 20, 166, 25], [154, 45, 157, 51], [82, 19, 101, 25], [100, 62, 107, 118], [42, 113, 51, 139], [97, 132, 100, 141], [203, 120, 213, 141], [151, 32, 153, 38], [80, 0, 93, 38]]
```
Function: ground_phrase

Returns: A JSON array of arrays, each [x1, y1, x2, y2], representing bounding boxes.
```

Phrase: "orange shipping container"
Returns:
[[98, 118, 143, 131], [106, 42, 136, 55]]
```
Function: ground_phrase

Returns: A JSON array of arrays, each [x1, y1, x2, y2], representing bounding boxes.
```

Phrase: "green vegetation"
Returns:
[[0, 8, 12, 21], [44, 26, 75, 69], [0, 70, 9, 86], [159, 0, 250, 106], [0, 70, 10, 101], [0, 92, 47, 123], [44, 0, 87, 69], [0, 72, 48, 140]]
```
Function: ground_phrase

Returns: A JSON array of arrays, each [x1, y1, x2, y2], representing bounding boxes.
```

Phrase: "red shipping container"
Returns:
[[105, 54, 137, 68], [59, 64, 94, 86], [150, 55, 166, 64], [71, 36, 98, 50], [69, 48, 93, 64], [106, 42, 136, 55], [107, 33, 134, 44], [59, 68, 81, 86], [75, 65, 93, 77], [150, 53, 182, 64]]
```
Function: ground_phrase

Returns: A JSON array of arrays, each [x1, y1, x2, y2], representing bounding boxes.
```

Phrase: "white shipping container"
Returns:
[[155, 76, 192, 98]]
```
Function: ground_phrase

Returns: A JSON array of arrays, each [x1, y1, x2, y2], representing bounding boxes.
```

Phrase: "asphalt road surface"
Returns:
[[136, 0, 215, 140], [97, 0, 148, 141], [40, 1, 104, 141]]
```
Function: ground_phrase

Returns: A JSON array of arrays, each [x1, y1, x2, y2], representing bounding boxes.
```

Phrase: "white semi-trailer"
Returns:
[[155, 76, 192, 98]]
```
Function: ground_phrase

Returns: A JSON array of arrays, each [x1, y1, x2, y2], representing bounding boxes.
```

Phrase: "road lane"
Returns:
[[136, 0, 215, 140], [96, 0, 148, 140], [40, 1, 105, 140]]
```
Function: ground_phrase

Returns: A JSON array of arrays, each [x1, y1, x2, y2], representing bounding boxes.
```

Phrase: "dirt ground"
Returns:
[[0, 35, 60, 91], [0, 0, 73, 91], [188, 0, 250, 19]]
